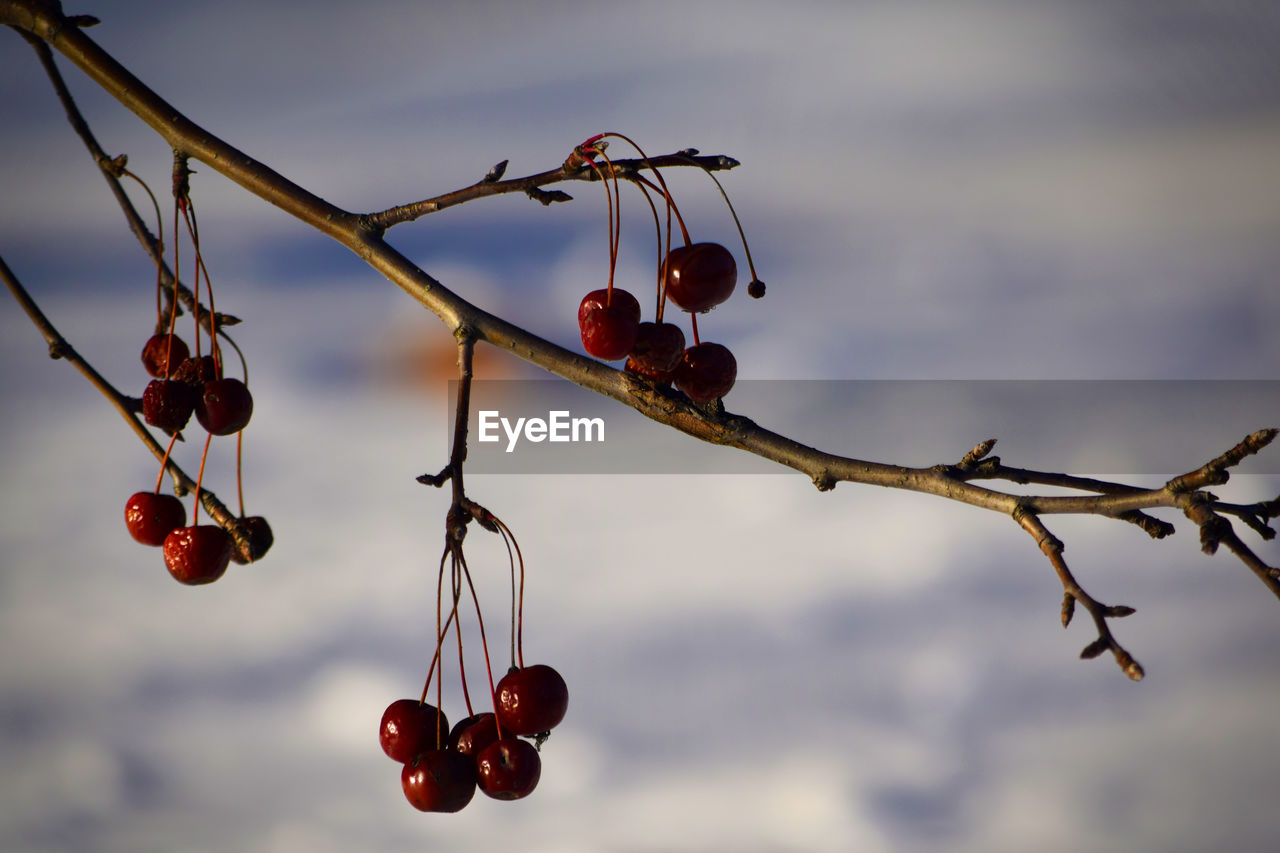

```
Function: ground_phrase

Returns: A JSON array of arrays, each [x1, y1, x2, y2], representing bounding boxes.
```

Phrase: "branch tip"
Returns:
[[483, 160, 508, 183]]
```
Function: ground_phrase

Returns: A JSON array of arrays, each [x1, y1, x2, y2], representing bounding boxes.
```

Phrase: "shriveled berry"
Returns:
[[124, 491, 187, 546], [141, 333, 190, 378], [229, 515, 273, 565], [173, 355, 218, 389], [625, 321, 685, 382], [142, 378, 196, 433], [162, 524, 233, 585], [675, 342, 737, 402]]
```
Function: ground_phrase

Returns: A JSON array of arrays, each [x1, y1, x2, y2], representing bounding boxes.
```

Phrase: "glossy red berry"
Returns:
[[664, 242, 736, 313], [196, 377, 254, 435], [401, 749, 477, 813], [625, 321, 686, 382], [141, 333, 190, 378], [162, 524, 233, 585], [449, 712, 501, 760], [229, 515, 274, 565], [142, 378, 196, 433], [578, 288, 641, 360], [124, 491, 187, 546], [495, 664, 569, 736], [379, 699, 451, 763], [674, 342, 737, 402], [475, 737, 541, 800]]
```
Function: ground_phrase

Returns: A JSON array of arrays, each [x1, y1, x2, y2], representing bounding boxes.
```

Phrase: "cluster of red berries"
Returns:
[[381, 663, 569, 811], [574, 133, 763, 402], [121, 177, 271, 583], [382, 504, 567, 812]]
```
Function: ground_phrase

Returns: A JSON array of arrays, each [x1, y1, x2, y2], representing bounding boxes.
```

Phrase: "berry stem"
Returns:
[[182, 201, 222, 376], [600, 132, 691, 246], [630, 179, 667, 321], [582, 151, 621, 304], [681, 153, 764, 286], [192, 431, 213, 525], [420, 545, 452, 701], [120, 169, 165, 327], [152, 430, 181, 494], [235, 430, 245, 517], [454, 577, 475, 718], [690, 311, 701, 347], [492, 516, 526, 670], [457, 547, 507, 741]]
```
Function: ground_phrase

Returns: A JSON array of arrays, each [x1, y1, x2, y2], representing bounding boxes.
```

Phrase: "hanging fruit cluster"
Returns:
[[572, 132, 764, 401], [121, 160, 271, 582], [379, 503, 569, 812]]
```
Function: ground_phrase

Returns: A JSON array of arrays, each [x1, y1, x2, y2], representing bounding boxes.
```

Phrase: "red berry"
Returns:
[[142, 378, 196, 433], [229, 515, 274, 565], [475, 737, 541, 800], [162, 525, 232, 585], [379, 699, 450, 763], [449, 712, 500, 759], [495, 664, 569, 736], [141, 333, 190, 378], [196, 377, 254, 435], [625, 321, 685, 382], [674, 342, 737, 402], [577, 288, 641, 326], [664, 242, 736, 313], [124, 491, 187, 546], [173, 355, 218, 389], [578, 288, 641, 361], [401, 749, 477, 813]]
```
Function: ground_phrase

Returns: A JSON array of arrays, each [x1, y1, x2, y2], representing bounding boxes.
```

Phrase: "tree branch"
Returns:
[[6, 0, 1277, 677], [0, 253, 257, 562]]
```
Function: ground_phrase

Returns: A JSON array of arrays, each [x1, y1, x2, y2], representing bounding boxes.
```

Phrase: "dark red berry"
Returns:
[[747, 279, 766, 299], [495, 664, 569, 736], [401, 749, 477, 813], [196, 377, 253, 435], [578, 288, 641, 360], [142, 378, 196, 433], [380, 699, 450, 763], [475, 737, 541, 800], [577, 288, 640, 326], [229, 515, 274, 565], [124, 491, 187, 547], [141, 333, 190, 378], [625, 321, 685, 382], [674, 342, 737, 402], [664, 242, 736, 313], [174, 355, 218, 389], [449, 712, 501, 760], [162, 524, 233, 585]]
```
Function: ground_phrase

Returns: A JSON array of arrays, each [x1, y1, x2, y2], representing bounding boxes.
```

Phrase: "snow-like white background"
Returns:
[[2, 2, 1279, 851]]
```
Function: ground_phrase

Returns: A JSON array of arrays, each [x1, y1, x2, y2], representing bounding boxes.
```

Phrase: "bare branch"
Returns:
[[0, 254, 256, 562], [1014, 508, 1145, 680], [5, 0, 1277, 678]]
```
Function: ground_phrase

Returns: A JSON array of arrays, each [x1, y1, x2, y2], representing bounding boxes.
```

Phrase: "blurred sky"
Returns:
[[2, 1, 1279, 851]]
